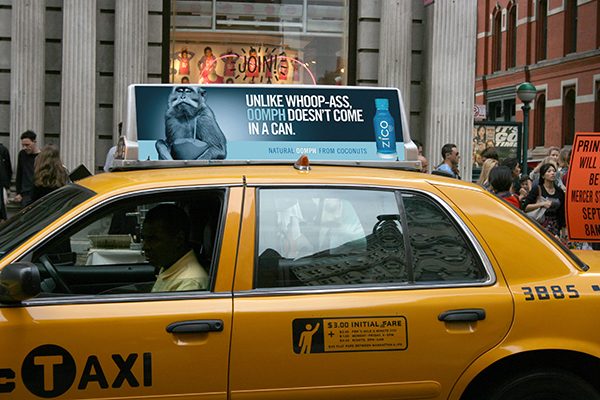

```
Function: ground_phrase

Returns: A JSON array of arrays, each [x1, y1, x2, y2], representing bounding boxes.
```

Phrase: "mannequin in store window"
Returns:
[[198, 46, 217, 84]]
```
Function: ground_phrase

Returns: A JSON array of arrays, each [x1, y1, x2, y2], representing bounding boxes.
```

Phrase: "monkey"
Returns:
[[156, 86, 227, 160]]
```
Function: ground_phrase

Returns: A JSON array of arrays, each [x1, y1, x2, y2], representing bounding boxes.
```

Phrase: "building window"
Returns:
[[168, 0, 349, 85], [597, 1, 600, 49], [492, 8, 502, 72], [564, 0, 578, 55], [534, 94, 546, 147], [488, 101, 503, 121], [536, 0, 547, 62], [595, 86, 600, 132], [487, 98, 515, 122], [504, 98, 516, 121], [562, 87, 576, 146], [506, 3, 517, 68]]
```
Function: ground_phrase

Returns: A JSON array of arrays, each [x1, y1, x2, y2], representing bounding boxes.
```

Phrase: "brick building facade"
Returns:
[[476, 0, 600, 159]]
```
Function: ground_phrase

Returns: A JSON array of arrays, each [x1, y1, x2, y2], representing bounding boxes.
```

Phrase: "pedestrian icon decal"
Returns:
[[298, 323, 320, 354], [292, 319, 324, 354]]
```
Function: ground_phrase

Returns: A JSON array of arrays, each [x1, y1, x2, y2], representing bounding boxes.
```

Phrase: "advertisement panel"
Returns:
[[566, 132, 600, 242], [472, 123, 520, 167], [127, 85, 411, 162], [471, 122, 521, 182]]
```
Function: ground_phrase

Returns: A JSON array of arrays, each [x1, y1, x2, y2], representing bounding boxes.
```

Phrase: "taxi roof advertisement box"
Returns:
[[126, 84, 413, 162], [566, 132, 600, 242]]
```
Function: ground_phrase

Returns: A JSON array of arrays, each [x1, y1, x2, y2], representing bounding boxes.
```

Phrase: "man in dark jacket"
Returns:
[[15, 130, 40, 207], [0, 142, 12, 220]]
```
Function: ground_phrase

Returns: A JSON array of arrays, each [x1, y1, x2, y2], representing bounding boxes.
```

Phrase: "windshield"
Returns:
[[0, 184, 95, 260]]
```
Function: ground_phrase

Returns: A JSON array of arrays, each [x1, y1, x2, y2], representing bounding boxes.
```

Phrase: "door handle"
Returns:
[[166, 319, 224, 334], [438, 308, 486, 322]]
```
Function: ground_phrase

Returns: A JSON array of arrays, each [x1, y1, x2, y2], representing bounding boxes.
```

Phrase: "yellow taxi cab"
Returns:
[[0, 85, 599, 400]]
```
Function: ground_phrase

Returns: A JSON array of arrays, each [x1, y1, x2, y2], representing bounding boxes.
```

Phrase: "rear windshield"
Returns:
[[0, 184, 95, 260]]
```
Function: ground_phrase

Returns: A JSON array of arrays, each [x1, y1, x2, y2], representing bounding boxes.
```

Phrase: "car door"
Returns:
[[0, 186, 244, 400], [229, 186, 513, 400]]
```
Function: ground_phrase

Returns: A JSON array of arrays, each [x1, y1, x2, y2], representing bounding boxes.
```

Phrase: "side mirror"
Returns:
[[0, 262, 41, 304]]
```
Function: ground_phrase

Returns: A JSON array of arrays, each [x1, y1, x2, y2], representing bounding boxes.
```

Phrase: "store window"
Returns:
[[169, 0, 349, 85]]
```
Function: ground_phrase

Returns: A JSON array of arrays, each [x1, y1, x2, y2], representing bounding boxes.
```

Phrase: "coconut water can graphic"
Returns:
[[373, 98, 397, 159]]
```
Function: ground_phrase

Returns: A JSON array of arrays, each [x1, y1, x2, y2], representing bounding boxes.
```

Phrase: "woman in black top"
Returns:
[[523, 162, 565, 237]]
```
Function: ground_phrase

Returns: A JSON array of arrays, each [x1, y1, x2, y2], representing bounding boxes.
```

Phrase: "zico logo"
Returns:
[[0, 344, 152, 398]]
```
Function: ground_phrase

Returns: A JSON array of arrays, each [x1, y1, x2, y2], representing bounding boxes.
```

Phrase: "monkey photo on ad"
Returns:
[[156, 86, 227, 160]]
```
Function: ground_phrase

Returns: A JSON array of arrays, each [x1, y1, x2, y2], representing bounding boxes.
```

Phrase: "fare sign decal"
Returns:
[[566, 133, 600, 242], [322, 317, 407, 352], [292, 317, 407, 354]]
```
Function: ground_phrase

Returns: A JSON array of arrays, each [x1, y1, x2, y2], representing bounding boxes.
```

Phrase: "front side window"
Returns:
[[256, 188, 487, 289], [25, 189, 224, 297], [0, 185, 95, 260]]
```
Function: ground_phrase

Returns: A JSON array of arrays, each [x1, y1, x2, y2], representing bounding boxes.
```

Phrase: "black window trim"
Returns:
[[10, 184, 238, 307], [248, 184, 496, 296]]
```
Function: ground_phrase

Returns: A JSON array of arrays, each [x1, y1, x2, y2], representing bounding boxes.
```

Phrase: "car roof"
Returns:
[[78, 164, 476, 195]]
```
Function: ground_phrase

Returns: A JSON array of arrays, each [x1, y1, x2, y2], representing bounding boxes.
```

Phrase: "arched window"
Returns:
[[564, 0, 578, 55], [506, 3, 517, 68], [534, 94, 546, 147], [492, 8, 502, 72], [536, 0, 547, 61], [562, 88, 576, 146]]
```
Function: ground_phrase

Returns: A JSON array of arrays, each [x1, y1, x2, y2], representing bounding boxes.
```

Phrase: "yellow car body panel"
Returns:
[[433, 184, 600, 400], [0, 164, 598, 399]]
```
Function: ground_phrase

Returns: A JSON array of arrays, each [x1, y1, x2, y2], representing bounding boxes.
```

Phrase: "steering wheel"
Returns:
[[39, 254, 72, 294]]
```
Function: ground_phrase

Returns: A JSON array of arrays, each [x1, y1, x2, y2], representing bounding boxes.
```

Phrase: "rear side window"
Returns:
[[401, 192, 486, 282], [256, 188, 487, 289]]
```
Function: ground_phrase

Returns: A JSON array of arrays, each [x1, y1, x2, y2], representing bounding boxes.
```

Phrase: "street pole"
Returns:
[[516, 82, 537, 176], [521, 101, 530, 176]]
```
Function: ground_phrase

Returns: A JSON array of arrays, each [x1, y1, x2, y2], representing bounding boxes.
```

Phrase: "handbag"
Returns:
[[527, 203, 547, 222], [526, 185, 547, 222]]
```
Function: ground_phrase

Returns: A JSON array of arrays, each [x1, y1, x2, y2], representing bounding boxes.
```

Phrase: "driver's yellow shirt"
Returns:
[[151, 250, 208, 292]]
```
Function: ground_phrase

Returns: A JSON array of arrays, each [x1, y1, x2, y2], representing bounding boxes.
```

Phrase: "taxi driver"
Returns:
[[142, 204, 208, 292]]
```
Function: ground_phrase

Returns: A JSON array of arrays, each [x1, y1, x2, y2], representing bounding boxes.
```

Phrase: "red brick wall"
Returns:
[[475, 0, 600, 149]]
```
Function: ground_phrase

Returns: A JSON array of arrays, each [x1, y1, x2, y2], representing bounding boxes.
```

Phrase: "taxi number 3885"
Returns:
[[521, 285, 580, 301]]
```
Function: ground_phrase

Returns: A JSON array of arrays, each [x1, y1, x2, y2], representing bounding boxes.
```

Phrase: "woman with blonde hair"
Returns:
[[32, 144, 68, 201], [556, 147, 571, 190], [477, 158, 498, 190]]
